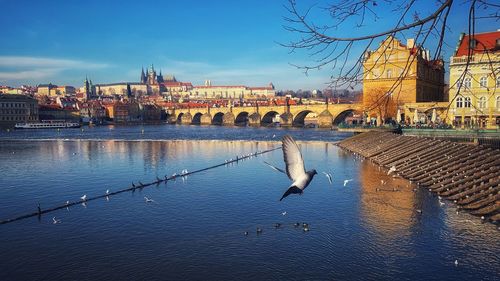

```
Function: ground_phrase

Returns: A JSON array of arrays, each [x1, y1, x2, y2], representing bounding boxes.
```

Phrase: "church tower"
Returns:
[[157, 69, 164, 83], [147, 64, 157, 85], [141, 67, 147, 84]]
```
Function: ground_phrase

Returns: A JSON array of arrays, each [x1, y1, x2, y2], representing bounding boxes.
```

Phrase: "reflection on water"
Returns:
[[0, 138, 498, 281]]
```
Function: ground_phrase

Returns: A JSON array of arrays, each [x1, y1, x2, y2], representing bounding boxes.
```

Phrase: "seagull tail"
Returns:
[[280, 186, 302, 201]]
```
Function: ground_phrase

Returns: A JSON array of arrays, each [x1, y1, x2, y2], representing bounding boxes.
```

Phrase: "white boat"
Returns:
[[15, 120, 81, 129]]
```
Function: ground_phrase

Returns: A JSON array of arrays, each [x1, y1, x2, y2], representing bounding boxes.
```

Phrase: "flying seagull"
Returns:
[[343, 179, 353, 186], [144, 196, 154, 203], [279, 135, 317, 201], [80, 194, 87, 201], [322, 172, 333, 185], [52, 217, 61, 224], [263, 161, 286, 174]]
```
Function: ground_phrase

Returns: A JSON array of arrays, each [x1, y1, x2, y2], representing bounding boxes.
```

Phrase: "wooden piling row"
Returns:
[[336, 131, 500, 224]]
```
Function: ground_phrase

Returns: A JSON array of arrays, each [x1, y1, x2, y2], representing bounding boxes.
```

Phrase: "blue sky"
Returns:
[[0, 0, 497, 90]]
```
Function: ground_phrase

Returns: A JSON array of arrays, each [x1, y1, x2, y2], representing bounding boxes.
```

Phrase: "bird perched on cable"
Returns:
[[279, 135, 317, 201]]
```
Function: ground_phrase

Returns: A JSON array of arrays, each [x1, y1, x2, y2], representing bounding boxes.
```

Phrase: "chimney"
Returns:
[[407, 38, 415, 49]]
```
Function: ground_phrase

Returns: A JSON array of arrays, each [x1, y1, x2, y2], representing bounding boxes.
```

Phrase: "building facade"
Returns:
[[449, 30, 500, 129], [363, 36, 445, 120], [0, 94, 39, 127], [37, 84, 76, 97]]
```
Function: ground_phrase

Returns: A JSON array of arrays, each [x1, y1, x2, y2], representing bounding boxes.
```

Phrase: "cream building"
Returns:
[[449, 30, 500, 129], [37, 84, 76, 97], [190, 80, 275, 100]]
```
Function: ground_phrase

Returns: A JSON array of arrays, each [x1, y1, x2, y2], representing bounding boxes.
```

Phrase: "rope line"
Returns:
[[0, 146, 282, 225]]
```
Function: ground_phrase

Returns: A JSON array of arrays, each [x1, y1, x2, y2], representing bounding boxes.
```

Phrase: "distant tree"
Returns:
[[366, 87, 397, 124]]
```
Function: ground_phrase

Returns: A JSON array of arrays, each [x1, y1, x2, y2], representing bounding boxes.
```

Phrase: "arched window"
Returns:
[[465, 97, 472, 108], [478, 96, 486, 109], [480, 76, 487, 88], [456, 97, 463, 108], [464, 77, 471, 89], [386, 69, 392, 78]]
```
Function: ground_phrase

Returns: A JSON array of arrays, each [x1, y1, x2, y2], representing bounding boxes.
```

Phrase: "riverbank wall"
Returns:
[[336, 131, 499, 224]]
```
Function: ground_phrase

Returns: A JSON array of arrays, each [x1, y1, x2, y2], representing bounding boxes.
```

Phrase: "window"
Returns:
[[465, 97, 472, 108], [478, 96, 486, 109], [456, 97, 463, 108], [480, 76, 487, 88], [387, 69, 392, 78], [464, 77, 471, 89]]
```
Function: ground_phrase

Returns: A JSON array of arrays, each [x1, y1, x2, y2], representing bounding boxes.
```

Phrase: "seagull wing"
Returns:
[[282, 135, 306, 181], [263, 161, 286, 174]]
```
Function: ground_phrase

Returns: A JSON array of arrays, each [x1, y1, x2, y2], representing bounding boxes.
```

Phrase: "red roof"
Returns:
[[455, 30, 500, 56]]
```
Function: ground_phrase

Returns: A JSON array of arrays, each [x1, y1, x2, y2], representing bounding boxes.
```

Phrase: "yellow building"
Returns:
[[37, 84, 75, 97], [363, 36, 445, 121], [449, 30, 500, 129]]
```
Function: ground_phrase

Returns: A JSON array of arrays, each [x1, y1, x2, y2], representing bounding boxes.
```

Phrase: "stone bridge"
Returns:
[[166, 103, 363, 128]]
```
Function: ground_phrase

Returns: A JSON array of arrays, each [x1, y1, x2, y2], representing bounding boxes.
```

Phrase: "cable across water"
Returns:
[[0, 146, 282, 225]]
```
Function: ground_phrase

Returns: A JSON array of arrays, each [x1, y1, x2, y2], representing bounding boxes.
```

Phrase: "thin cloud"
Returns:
[[0, 56, 109, 69], [0, 69, 60, 80], [0, 56, 110, 84]]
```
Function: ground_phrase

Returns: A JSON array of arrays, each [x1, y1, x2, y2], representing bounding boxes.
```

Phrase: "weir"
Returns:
[[0, 146, 282, 225], [336, 131, 500, 224]]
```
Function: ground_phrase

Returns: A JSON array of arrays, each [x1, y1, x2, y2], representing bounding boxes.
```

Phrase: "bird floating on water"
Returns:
[[282, 211, 287, 216], [343, 179, 353, 187], [279, 135, 317, 201], [106, 189, 110, 195], [454, 260, 458, 266], [322, 172, 333, 185]]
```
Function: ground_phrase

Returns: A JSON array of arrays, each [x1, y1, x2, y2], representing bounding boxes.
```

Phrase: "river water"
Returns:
[[0, 125, 498, 281]]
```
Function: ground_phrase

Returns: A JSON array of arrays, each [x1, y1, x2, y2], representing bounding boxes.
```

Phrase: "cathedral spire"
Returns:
[[141, 66, 146, 83]]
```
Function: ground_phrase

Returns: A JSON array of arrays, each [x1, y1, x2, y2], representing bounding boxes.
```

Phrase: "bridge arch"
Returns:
[[192, 112, 203, 125], [235, 112, 249, 126], [176, 113, 184, 124], [261, 111, 280, 126], [293, 110, 317, 127], [333, 109, 359, 125], [212, 112, 224, 125]]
